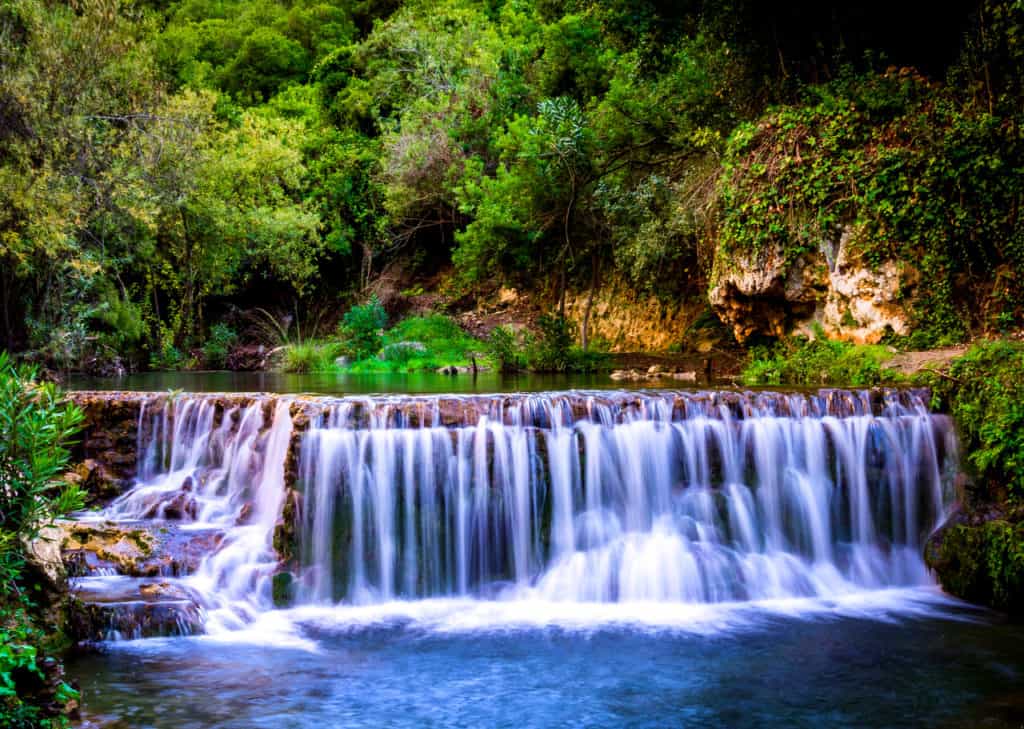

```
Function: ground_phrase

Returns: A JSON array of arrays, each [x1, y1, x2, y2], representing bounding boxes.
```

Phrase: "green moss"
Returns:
[[271, 572, 295, 608], [928, 520, 1024, 614], [715, 72, 1024, 343]]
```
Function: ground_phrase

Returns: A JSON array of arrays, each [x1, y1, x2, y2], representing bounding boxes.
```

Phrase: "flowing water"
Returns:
[[66, 386, 1024, 727]]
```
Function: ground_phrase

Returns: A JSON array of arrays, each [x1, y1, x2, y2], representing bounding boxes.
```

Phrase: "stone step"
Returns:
[[70, 576, 205, 642], [62, 520, 225, 578]]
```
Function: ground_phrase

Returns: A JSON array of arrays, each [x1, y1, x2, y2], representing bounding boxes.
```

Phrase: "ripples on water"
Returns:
[[72, 596, 1024, 729]]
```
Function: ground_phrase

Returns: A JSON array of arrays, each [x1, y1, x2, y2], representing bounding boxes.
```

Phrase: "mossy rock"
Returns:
[[927, 518, 1024, 614], [272, 572, 295, 608]]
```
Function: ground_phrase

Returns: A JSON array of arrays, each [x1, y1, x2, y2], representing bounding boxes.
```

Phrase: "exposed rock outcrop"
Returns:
[[710, 227, 919, 343], [563, 278, 704, 351]]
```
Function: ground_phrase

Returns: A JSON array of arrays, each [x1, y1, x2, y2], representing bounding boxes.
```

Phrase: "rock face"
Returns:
[[65, 392, 144, 505], [925, 502, 1024, 614], [710, 227, 918, 343], [563, 277, 703, 351]]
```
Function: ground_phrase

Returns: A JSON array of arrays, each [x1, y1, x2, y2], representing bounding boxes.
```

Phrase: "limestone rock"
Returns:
[[710, 227, 918, 343], [24, 525, 67, 590]]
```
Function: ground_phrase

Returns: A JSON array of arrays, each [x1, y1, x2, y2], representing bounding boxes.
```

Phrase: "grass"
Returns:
[[282, 341, 343, 373]]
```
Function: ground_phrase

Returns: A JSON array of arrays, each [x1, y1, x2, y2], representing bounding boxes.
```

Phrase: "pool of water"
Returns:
[[66, 370, 674, 396], [70, 594, 1024, 729]]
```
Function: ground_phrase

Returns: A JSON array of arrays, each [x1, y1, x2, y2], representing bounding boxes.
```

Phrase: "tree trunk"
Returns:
[[558, 265, 566, 318], [581, 253, 600, 353]]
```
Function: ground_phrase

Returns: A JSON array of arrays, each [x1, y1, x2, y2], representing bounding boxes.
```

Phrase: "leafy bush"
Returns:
[[487, 314, 610, 374], [927, 340, 1024, 498], [0, 353, 85, 587], [345, 315, 485, 373], [0, 353, 83, 726], [486, 326, 525, 373], [149, 325, 188, 371], [338, 296, 387, 360], [201, 324, 239, 369], [741, 329, 897, 386], [526, 313, 574, 372]]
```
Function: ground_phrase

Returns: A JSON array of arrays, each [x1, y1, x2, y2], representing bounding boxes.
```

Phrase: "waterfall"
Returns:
[[296, 389, 956, 606], [101, 395, 293, 632], [80, 387, 956, 642]]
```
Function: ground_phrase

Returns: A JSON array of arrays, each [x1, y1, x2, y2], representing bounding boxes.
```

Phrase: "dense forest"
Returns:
[[2, 0, 1022, 373]]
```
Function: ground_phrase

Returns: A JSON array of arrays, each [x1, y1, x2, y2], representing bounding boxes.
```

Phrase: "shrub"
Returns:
[[741, 328, 897, 386], [927, 340, 1024, 498], [201, 324, 238, 369], [338, 296, 387, 360], [487, 325, 524, 373], [0, 353, 84, 726], [0, 353, 85, 587], [527, 313, 574, 372]]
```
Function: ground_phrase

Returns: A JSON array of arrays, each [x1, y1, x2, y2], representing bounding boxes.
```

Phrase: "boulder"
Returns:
[[24, 525, 67, 590]]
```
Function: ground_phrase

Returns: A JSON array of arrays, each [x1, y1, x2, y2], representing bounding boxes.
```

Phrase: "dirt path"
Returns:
[[886, 346, 968, 376]]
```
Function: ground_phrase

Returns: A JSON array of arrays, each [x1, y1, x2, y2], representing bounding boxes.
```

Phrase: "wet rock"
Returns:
[[225, 344, 268, 371], [142, 491, 198, 521], [70, 591, 205, 642], [272, 571, 295, 607], [61, 522, 224, 578], [273, 490, 301, 566]]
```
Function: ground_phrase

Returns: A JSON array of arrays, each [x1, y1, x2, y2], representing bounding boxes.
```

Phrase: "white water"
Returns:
[[96, 395, 293, 633], [298, 389, 956, 606], [87, 388, 957, 639]]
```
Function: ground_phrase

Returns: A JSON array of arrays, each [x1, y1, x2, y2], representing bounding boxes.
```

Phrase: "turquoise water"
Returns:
[[70, 597, 1024, 728]]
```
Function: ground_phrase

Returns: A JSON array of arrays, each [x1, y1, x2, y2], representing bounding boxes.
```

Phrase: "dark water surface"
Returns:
[[67, 370, 649, 395], [70, 599, 1024, 729]]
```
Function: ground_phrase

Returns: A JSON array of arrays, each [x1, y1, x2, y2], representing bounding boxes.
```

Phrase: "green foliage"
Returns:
[[345, 314, 485, 373], [932, 519, 1024, 614], [282, 341, 342, 373], [1, 603, 77, 728], [2, 0, 1024, 368], [927, 340, 1024, 498], [484, 317, 608, 373], [0, 354, 83, 726], [0, 353, 85, 587], [741, 329, 897, 386], [201, 324, 238, 369], [527, 313, 575, 372], [486, 326, 525, 373], [716, 69, 1024, 344], [337, 295, 387, 360]]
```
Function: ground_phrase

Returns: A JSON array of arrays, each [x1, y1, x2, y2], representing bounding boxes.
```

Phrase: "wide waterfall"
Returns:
[[80, 388, 956, 640], [296, 389, 955, 607]]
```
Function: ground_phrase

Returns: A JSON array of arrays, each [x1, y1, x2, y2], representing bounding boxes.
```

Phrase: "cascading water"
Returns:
[[296, 389, 956, 607], [77, 387, 956, 641], [90, 394, 293, 634]]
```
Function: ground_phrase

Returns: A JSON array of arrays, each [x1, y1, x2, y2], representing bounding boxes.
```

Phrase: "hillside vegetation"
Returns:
[[2, 0, 1023, 371]]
